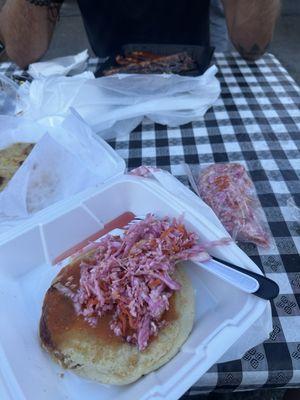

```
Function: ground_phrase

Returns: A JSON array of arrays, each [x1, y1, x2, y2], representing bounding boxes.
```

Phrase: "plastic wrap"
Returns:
[[0, 75, 19, 115], [0, 112, 122, 222], [17, 65, 220, 140], [185, 163, 270, 247]]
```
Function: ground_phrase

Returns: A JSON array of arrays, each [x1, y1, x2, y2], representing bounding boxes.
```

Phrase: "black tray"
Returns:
[[95, 43, 214, 77]]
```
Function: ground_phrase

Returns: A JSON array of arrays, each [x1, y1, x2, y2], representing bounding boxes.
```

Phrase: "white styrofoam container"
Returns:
[[0, 172, 269, 400]]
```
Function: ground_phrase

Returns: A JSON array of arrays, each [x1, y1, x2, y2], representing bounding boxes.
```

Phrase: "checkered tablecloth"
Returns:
[[1, 52, 300, 395]]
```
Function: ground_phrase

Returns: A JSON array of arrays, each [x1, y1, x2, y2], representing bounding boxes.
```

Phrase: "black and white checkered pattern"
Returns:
[[1, 52, 300, 395]]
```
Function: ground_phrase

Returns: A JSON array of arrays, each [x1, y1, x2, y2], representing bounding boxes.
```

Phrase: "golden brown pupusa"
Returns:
[[40, 260, 194, 385]]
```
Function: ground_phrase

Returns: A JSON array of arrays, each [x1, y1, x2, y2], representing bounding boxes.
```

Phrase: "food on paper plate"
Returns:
[[40, 215, 228, 385], [197, 163, 269, 247], [0, 143, 34, 191], [103, 51, 198, 76]]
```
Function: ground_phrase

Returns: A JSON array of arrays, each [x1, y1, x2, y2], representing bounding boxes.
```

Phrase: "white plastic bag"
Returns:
[[16, 71, 95, 120], [17, 65, 221, 139], [28, 49, 89, 79], [0, 115, 47, 148]]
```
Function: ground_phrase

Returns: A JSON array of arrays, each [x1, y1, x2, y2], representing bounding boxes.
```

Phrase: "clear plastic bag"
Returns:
[[185, 162, 270, 248], [0, 75, 19, 115]]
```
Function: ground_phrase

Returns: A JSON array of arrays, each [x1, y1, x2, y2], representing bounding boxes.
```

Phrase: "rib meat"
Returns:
[[103, 51, 198, 76]]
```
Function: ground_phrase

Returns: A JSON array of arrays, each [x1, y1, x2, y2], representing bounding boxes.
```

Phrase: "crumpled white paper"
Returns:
[[17, 65, 221, 140], [129, 166, 273, 364], [27, 49, 89, 79], [0, 112, 123, 230]]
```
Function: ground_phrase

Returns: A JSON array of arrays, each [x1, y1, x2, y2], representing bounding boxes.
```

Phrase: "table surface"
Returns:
[[1, 52, 300, 396]]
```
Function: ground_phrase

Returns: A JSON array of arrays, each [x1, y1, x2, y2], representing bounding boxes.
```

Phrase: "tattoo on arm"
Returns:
[[233, 42, 270, 61]]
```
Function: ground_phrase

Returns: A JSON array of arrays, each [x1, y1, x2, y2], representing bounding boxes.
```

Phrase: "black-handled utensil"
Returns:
[[211, 256, 280, 300]]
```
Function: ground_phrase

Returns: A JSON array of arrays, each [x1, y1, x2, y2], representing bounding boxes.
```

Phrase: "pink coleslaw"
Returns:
[[57, 214, 230, 350], [197, 163, 270, 247]]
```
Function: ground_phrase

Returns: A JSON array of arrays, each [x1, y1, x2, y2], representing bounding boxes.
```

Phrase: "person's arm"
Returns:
[[0, 0, 60, 68], [222, 0, 280, 61]]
